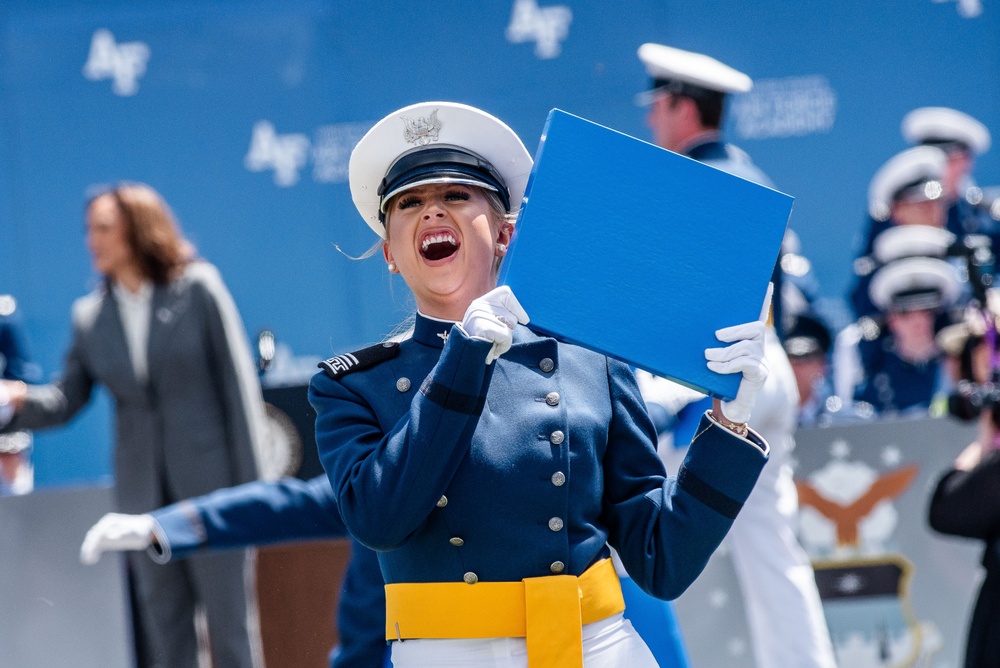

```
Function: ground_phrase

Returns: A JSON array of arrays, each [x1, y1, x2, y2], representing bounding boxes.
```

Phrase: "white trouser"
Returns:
[[389, 612, 659, 667]]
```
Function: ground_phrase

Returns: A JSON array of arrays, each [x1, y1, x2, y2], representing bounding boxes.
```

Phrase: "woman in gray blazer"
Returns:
[[1, 183, 266, 668]]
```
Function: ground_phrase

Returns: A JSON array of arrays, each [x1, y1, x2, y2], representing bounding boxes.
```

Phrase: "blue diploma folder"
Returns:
[[498, 109, 792, 400]]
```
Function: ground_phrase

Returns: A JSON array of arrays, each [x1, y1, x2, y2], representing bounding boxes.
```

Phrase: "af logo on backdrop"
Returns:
[[505, 0, 572, 59], [244, 121, 310, 187], [82, 28, 150, 96], [244, 120, 370, 187]]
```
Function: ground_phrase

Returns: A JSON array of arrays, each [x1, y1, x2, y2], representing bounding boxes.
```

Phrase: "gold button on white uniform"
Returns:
[[539, 358, 554, 373], [551, 471, 566, 486], [545, 392, 560, 406], [396, 377, 411, 392], [449, 537, 465, 547], [436, 495, 448, 507], [548, 517, 564, 532], [550, 561, 565, 573], [464, 572, 479, 584], [549, 430, 565, 445]]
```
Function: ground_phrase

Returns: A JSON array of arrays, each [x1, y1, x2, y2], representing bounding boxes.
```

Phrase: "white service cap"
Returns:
[[867, 145, 948, 220], [636, 43, 752, 105], [871, 225, 956, 264], [349, 102, 533, 239], [868, 256, 962, 312], [901, 107, 991, 156]]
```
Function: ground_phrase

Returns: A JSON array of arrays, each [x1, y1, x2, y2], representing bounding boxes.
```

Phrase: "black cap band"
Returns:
[[889, 288, 944, 312], [894, 177, 942, 203], [377, 146, 510, 224], [784, 336, 825, 359], [921, 138, 972, 154], [650, 77, 726, 104]]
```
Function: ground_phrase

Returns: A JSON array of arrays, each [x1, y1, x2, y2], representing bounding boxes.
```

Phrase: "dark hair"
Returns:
[[88, 182, 192, 284], [668, 89, 725, 129]]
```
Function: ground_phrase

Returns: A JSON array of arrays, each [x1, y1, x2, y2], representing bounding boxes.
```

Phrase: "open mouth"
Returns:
[[420, 232, 460, 261]]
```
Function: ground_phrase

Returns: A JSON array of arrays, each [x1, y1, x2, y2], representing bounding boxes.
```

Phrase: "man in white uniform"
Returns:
[[635, 42, 837, 668]]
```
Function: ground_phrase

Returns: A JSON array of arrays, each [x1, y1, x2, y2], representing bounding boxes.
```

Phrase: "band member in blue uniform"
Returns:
[[783, 312, 834, 427], [851, 255, 962, 415], [848, 145, 951, 319], [79, 476, 390, 668], [902, 107, 994, 244], [310, 101, 771, 667]]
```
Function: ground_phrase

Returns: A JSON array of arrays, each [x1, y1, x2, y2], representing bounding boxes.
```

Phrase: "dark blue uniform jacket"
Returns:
[[309, 314, 768, 600]]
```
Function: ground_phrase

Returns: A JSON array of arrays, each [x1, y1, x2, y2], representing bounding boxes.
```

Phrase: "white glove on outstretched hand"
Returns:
[[458, 286, 530, 364], [80, 512, 156, 565], [704, 285, 772, 425]]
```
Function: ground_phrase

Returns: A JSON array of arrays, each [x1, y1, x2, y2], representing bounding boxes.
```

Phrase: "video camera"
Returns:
[[948, 379, 1000, 423], [943, 230, 1000, 422]]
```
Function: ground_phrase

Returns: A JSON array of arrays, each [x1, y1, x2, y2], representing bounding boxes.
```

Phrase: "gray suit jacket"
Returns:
[[6, 261, 263, 512]]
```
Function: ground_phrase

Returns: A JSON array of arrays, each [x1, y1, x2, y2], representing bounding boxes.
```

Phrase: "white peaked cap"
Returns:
[[871, 225, 956, 264], [869, 256, 962, 312], [349, 101, 533, 239], [868, 145, 947, 219], [636, 43, 752, 102], [902, 107, 991, 155]]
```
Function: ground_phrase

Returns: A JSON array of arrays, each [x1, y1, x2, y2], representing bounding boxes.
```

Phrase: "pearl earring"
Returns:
[[387, 262, 396, 273], [496, 243, 507, 254]]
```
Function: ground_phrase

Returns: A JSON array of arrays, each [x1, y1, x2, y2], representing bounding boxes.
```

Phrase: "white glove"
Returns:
[[704, 285, 772, 425], [80, 512, 156, 565], [457, 286, 530, 364]]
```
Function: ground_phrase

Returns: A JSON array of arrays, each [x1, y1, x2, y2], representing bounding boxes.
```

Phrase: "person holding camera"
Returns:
[[928, 310, 1000, 668]]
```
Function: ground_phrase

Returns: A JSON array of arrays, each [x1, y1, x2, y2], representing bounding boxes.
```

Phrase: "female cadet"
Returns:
[[309, 101, 772, 667]]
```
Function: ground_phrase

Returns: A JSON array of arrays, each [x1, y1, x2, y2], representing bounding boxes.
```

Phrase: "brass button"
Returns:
[[550, 561, 565, 574], [549, 430, 565, 445], [449, 537, 465, 547], [464, 572, 479, 584], [545, 392, 560, 406], [396, 377, 411, 392], [551, 471, 566, 487], [436, 495, 448, 508], [539, 358, 555, 373], [548, 517, 564, 532]]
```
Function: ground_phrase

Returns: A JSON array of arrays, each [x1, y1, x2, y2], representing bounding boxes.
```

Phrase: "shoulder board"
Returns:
[[318, 341, 400, 379]]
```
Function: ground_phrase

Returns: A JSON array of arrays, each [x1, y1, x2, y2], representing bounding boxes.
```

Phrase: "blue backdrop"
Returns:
[[0, 0, 996, 487]]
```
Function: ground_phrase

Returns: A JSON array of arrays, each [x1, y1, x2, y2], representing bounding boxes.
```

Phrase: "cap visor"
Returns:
[[380, 176, 500, 213], [633, 89, 662, 107]]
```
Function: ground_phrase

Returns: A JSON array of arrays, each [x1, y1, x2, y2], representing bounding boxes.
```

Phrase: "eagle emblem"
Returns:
[[401, 109, 441, 146]]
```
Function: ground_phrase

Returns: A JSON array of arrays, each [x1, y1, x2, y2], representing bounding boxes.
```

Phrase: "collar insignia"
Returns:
[[437, 330, 449, 343], [402, 109, 441, 146]]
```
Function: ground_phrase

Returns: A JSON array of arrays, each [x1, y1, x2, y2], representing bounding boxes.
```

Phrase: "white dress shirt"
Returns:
[[113, 281, 153, 382]]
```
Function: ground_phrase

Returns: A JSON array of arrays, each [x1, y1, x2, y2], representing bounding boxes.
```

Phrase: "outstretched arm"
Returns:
[[80, 475, 347, 564]]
